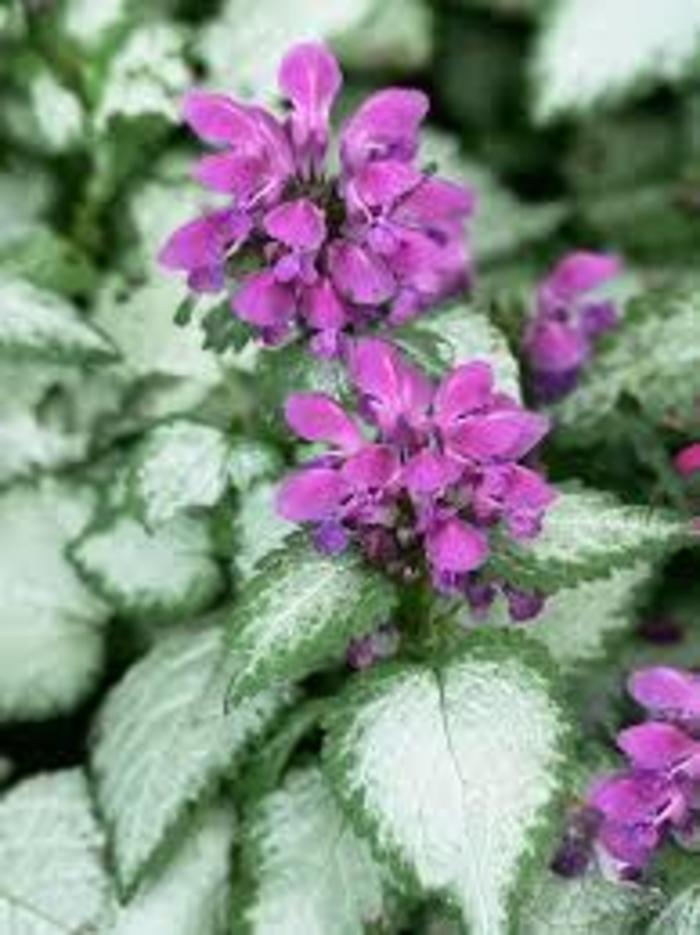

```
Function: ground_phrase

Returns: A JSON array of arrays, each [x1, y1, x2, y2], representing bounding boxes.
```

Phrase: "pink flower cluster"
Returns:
[[277, 338, 555, 620], [577, 667, 700, 879], [524, 251, 622, 402], [159, 42, 474, 357]]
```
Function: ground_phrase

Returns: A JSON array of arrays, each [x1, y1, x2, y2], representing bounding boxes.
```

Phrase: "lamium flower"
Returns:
[[159, 42, 475, 356], [524, 251, 622, 402], [674, 443, 700, 478], [276, 337, 555, 619], [578, 666, 700, 880]]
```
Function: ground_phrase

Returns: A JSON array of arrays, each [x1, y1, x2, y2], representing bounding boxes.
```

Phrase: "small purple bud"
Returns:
[[504, 586, 545, 623], [313, 521, 349, 555]]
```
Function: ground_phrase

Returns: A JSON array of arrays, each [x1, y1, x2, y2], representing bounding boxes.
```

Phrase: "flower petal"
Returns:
[[263, 198, 326, 250], [341, 88, 429, 171], [233, 270, 295, 328], [328, 240, 396, 305], [629, 667, 700, 720], [403, 450, 461, 495], [526, 320, 589, 374], [182, 91, 255, 144], [350, 160, 422, 209], [348, 337, 432, 433], [284, 393, 363, 451], [277, 468, 348, 522], [304, 277, 348, 330], [544, 251, 621, 300], [278, 41, 342, 167], [618, 723, 700, 775], [341, 444, 398, 490], [434, 360, 494, 429], [446, 410, 550, 463], [425, 517, 489, 573], [395, 176, 476, 227]]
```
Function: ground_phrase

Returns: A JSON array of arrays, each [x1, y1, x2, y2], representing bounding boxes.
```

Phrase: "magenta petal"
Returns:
[[544, 251, 622, 300], [277, 468, 348, 522], [193, 151, 263, 198], [263, 198, 326, 250], [425, 518, 489, 573], [349, 338, 432, 431], [395, 176, 476, 227], [328, 241, 396, 305], [675, 443, 700, 477], [434, 361, 494, 429], [618, 723, 700, 773], [447, 410, 550, 463], [284, 392, 363, 451], [182, 91, 255, 144], [304, 278, 347, 330], [403, 450, 461, 495], [158, 211, 233, 271], [341, 88, 429, 171], [351, 160, 422, 208], [278, 41, 341, 163], [341, 444, 398, 490], [233, 271, 295, 328], [629, 667, 700, 719], [526, 320, 589, 374]]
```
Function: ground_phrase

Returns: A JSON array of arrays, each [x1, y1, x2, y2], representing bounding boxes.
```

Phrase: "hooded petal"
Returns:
[[544, 251, 621, 301], [629, 667, 700, 720], [284, 392, 363, 451], [304, 277, 348, 330], [277, 467, 348, 522], [278, 41, 341, 169], [434, 361, 494, 430], [341, 444, 398, 490], [526, 320, 589, 374], [425, 517, 489, 573], [349, 160, 422, 209], [403, 450, 462, 495], [233, 270, 295, 328], [394, 176, 476, 228], [446, 409, 550, 463], [263, 198, 326, 250], [340, 88, 429, 171], [349, 337, 432, 433], [328, 240, 396, 305], [158, 209, 247, 271], [181, 91, 255, 144], [193, 151, 264, 198], [618, 723, 700, 776]]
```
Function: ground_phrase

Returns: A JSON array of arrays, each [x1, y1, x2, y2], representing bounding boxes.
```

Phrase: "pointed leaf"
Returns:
[[324, 633, 573, 935], [130, 419, 231, 527], [0, 770, 111, 933], [493, 488, 689, 592], [227, 535, 397, 703], [519, 869, 662, 933], [111, 804, 235, 935], [0, 277, 116, 364], [648, 883, 700, 935], [71, 513, 224, 622], [91, 627, 291, 892], [0, 479, 109, 722], [238, 767, 390, 934]]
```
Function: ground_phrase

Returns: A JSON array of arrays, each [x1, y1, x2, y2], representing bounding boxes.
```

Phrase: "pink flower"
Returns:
[[159, 42, 475, 352], [277, 338, 554, 618], [579, 665, 700, 880], [674, 443, 700, 477], [524, 251, 622, 402]]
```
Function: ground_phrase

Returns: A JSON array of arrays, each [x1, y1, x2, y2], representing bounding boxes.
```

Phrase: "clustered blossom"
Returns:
[[524, 251, 622, 402], [277, 337, 555, 620], [159, 42, 474, 357], [566, 667, 700, 880]]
